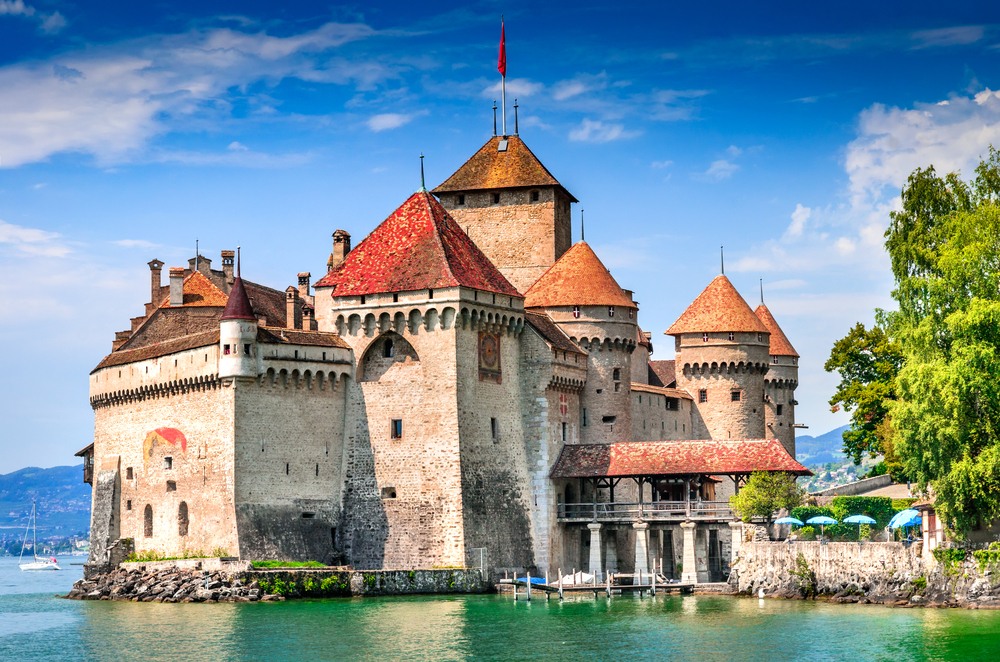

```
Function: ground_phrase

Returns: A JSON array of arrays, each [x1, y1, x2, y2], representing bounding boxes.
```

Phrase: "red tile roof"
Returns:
[[432, 135, 577, 202], [550, 439, 812, 478], [159, 271, 228, 308], [524, 242, 636, 309], [754, 304, 799, 357], [314, 191, 520, 297], [221, 277, 255, 321], [665, 275, 769, 335], [524, 311, 586, 355], [93, 330, 220, 372], [648, 360, 676, 388]]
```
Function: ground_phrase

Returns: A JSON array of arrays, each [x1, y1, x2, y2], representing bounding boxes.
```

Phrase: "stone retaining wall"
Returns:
[[732, 541, 1000, 608], [65, 565, 490, 603]]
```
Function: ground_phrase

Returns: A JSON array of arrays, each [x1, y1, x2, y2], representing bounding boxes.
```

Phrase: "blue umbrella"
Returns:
[[843, 514, 877, 540], [806, 515, 837, 537], [889, 509, 921, 529], [774, 517, 804, 526]]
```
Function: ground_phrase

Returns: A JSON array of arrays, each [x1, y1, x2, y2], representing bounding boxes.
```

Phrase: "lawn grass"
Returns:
[[251, 560, 327, 568]]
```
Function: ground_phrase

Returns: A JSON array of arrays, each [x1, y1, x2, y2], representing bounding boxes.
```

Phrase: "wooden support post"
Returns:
[[558, 567, 564, 601], [652, 569, 657, 596], [527, 572, 532, 601], [606, 572, 611, 598]]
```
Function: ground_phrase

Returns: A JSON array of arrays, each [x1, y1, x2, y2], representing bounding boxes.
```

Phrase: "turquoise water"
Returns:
[[2, 557, 999, 661]]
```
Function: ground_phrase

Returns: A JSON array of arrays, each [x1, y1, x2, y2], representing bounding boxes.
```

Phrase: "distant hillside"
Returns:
[[0, 465, 91, 540], [796, 425, 849, 466]]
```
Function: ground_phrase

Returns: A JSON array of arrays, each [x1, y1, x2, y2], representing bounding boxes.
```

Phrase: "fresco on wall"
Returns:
[[143, 427, 188, 467]]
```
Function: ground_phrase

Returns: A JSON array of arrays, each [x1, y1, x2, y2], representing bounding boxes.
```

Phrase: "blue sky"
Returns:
[[2, 1, 999, 472]]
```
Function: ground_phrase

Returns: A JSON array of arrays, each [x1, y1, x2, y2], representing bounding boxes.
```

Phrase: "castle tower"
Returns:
[[313, 190, 534, 571], [755, 303, 799, 457], [432, 136, 577, 293], [666, 275, 770, 441], [525, 242, 637, 444], [219, 269, 258, 380]]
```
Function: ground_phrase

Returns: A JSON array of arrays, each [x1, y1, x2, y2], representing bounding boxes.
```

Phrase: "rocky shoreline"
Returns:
[[66, 567, 277, 603]]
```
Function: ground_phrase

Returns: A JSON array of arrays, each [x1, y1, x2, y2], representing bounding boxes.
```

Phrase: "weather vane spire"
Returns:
[[236, 245, 241, 278], [492, 100, 497, 137], [420, 153, 426, 191], [581, 209, 585, 242], [760, 278, 764, 304], [721, 246, 725, 275]]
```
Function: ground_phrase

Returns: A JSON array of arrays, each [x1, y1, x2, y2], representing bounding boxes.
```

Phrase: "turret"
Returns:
[[666, 275, 770, 441], [755, 302, 800, 457], [525, 242, 637, 444], [219, 258, 258, 380]]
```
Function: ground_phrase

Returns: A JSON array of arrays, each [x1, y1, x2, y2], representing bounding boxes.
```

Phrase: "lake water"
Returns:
[[2, 556, 999, 661]]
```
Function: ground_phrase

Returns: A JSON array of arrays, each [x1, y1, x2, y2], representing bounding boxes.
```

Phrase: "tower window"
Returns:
[[294, 350, 299, 359], [609, 306, 615, 318], [731, 391, 742, 402], [772, 355, 778, 364], [703, 333, 709, 342], [166, 480, 176, 492], [613, 368, 621, 380], [429, 289, 434, 299], [244, 344, 251, 355], [758, 333, 763, 342], [163, 457, 173, 470], [614, 382, 621, 392], [699, 390, 708, 403], [531, 190, 539, 202], [582, 408, 588, 427], [383, 339, 394, 358], [391, 419, 403, 439], [493, 193, 500, 204], [381, 486, 397, 499], [223, 344, 231, 355], [561, 422, 567, 442], [573, 306, 580, 318], [126, 467, 133, 480], [361, 295, 366, 305], [458, 194, 465, 205], [638, 396, 642, 404], [729, 332, 734, 341], [285, 463, 289, 475], [629, 309, 634, 319], [491, 417, 499, 443], [126, 500, 132, 510], [777, 404, 783, 416], [601, 415, 616, 424], [393, 293, 399, 303]]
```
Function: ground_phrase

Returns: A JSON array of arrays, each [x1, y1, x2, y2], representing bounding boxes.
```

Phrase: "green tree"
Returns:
[[825, 322, 904, 463], [729, 471, 805, 526]]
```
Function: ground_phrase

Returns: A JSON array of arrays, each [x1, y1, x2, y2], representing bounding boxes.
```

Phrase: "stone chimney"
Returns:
[[328, 230, 351, 272], [302, 304, 317, 331], [169, 268, 185, 306], [297, 272, 312, 305], [221, 250, 235, 291], [147, 259, 164, 313], [285, 286, 301, 330], [188, 255, 212, 276]]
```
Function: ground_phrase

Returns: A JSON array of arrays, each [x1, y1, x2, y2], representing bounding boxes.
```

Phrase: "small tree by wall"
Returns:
[[729, 471, 805, 526]]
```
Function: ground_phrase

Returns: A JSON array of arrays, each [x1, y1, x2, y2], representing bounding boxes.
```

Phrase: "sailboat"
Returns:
[[19, 501, 60, 571]]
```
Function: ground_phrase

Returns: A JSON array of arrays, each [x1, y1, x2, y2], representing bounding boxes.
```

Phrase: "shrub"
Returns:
[[730, 471, 805, 525], [796, 526, 817, 541], [320, 577, 336, 593], [933, 548, 968, 576], [790, 552, 817, 598], [211, 547, 230, 558], [911, 576, 927, 591], [251, 560, 326, 568]]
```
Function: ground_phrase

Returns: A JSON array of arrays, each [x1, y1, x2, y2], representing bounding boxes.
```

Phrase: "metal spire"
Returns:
[[492, 100, 497, 137], [760, 278, 764, 304], [195, 239, 199, 273], [721, 246, 725, 275], [420, 153, 426, 191], [237, 245, 241, 278], [514, 98, 519, 135], [581, 209, 585, 242]]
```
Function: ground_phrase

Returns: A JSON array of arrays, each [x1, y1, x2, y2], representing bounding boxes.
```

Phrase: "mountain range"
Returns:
[[795, 425, 850, 466], [0, 465, 92, 540]]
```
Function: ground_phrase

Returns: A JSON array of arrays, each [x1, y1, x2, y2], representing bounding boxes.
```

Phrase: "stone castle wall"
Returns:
[[442, 186, 572, 293], [629, 389, 693, 441], [763, 358, 798, 456]]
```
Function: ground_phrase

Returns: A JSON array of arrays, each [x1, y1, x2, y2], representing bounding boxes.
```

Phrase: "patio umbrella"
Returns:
[[806, 515, 838, 538], [843, 514, 877, 539], [889, 509, 921, 528], [774, 517, 804, 526]]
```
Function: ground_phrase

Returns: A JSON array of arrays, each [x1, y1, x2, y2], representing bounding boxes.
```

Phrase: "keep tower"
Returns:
[[433, 135, 577, 294], [666, 275, 770, 441], [755, 303, 799, 457], [525, 242, 638, 444]]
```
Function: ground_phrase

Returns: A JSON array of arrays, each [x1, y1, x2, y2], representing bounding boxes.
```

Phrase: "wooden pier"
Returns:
[[501, 568, 695, 601]]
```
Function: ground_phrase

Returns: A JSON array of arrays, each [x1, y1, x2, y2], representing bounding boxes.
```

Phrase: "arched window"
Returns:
[[144, 504, 153, 538], [178, 501, 189, 537]]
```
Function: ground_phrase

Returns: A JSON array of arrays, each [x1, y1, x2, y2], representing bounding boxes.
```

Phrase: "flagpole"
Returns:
[[502, 77, 506, 136]]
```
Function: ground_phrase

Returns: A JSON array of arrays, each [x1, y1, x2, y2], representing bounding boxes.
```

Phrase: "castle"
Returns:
[[82, 132, 809, 583]]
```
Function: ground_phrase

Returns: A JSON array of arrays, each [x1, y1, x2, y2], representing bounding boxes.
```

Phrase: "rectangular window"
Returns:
[[491, 417, 498, 442], [244, 344, 251, 355], [776, 404, 783, 416], [772, 355, 779, 364], [573, 306, 580, 318], [429, 289, 434, 299], [731, 391, 742, 402], [126, 467, 133, 480], [285, 463, 290, 475], [699, 390, 708, 403], [613, 368, 621, 381], [729, 332, 734, 341], [294, 350, 299, 359], [322, 352, 326, 360], [703, 333, 709, 342], [638, 396, 642, 404], [393, 293, 399, 303], [458, 194, 465, 205], [531, 190, 539, 202], [163, 457, 173, 470], [614, 382, 621, 392], [629, 309, 634, 319], [493, 192, 500, 204], [166, 481, 176, 492], [223, 344, 231, 355], [608, 306, 615, 317], [126, 500, 132, 510], [361, 295, 366, 305], [582, 408, 588, 428], [561, 422, 567, 442], [391, 419, 403, 439]]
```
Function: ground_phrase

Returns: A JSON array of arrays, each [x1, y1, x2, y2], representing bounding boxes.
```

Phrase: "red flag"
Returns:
[[497, 21, 506, 78]]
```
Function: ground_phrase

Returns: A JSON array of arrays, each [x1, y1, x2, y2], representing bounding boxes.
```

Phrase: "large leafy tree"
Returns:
[[883, 147, 1000, 532], [729, 471, 805, 526], [825, 323, 903, 464]]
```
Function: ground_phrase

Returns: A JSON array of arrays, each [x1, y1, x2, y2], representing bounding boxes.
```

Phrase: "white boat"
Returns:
[[19, 501, 61, 571]]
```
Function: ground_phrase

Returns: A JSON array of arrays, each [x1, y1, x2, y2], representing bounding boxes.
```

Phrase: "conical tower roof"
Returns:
[[665, 275, 768, 335], [221, 275, 256, 321], [754, 304, 799, 357], [313, 190, 520, 297], [524, 242, 635, 309], [432, 135, 577, 202]]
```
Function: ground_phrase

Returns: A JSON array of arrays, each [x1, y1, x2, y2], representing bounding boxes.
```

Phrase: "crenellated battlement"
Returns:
[[90, 373, 221, 410]]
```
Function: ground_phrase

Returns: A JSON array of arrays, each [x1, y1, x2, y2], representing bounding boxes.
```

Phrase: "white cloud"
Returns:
[[0, 1, 66, 34], [552, 73, 608, 101], [845, 89, 1000, 206], [725, 145, 743, 158], [39, 10, 64, 33], [701, 159, 739, 180], [835, 237, 857, 255], [32, 182, 46, 189], [765, 279, 808, 291], [0, 22, 391, 168], [785, 204, 811, 238], [0, 219, 70, 257], [910, 26, 984, 50], [651, 160, 673, 168], [227, 141, 248, 151], [483, 78, 544, 98], [568, 119, 640, 143], [0, 0, 32, 16], [366, 110, 428, 132], [114, 239, 157, 248]]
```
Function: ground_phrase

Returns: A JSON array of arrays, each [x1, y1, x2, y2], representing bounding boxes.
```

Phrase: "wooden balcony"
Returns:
[[557, 500, 734, 523]]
